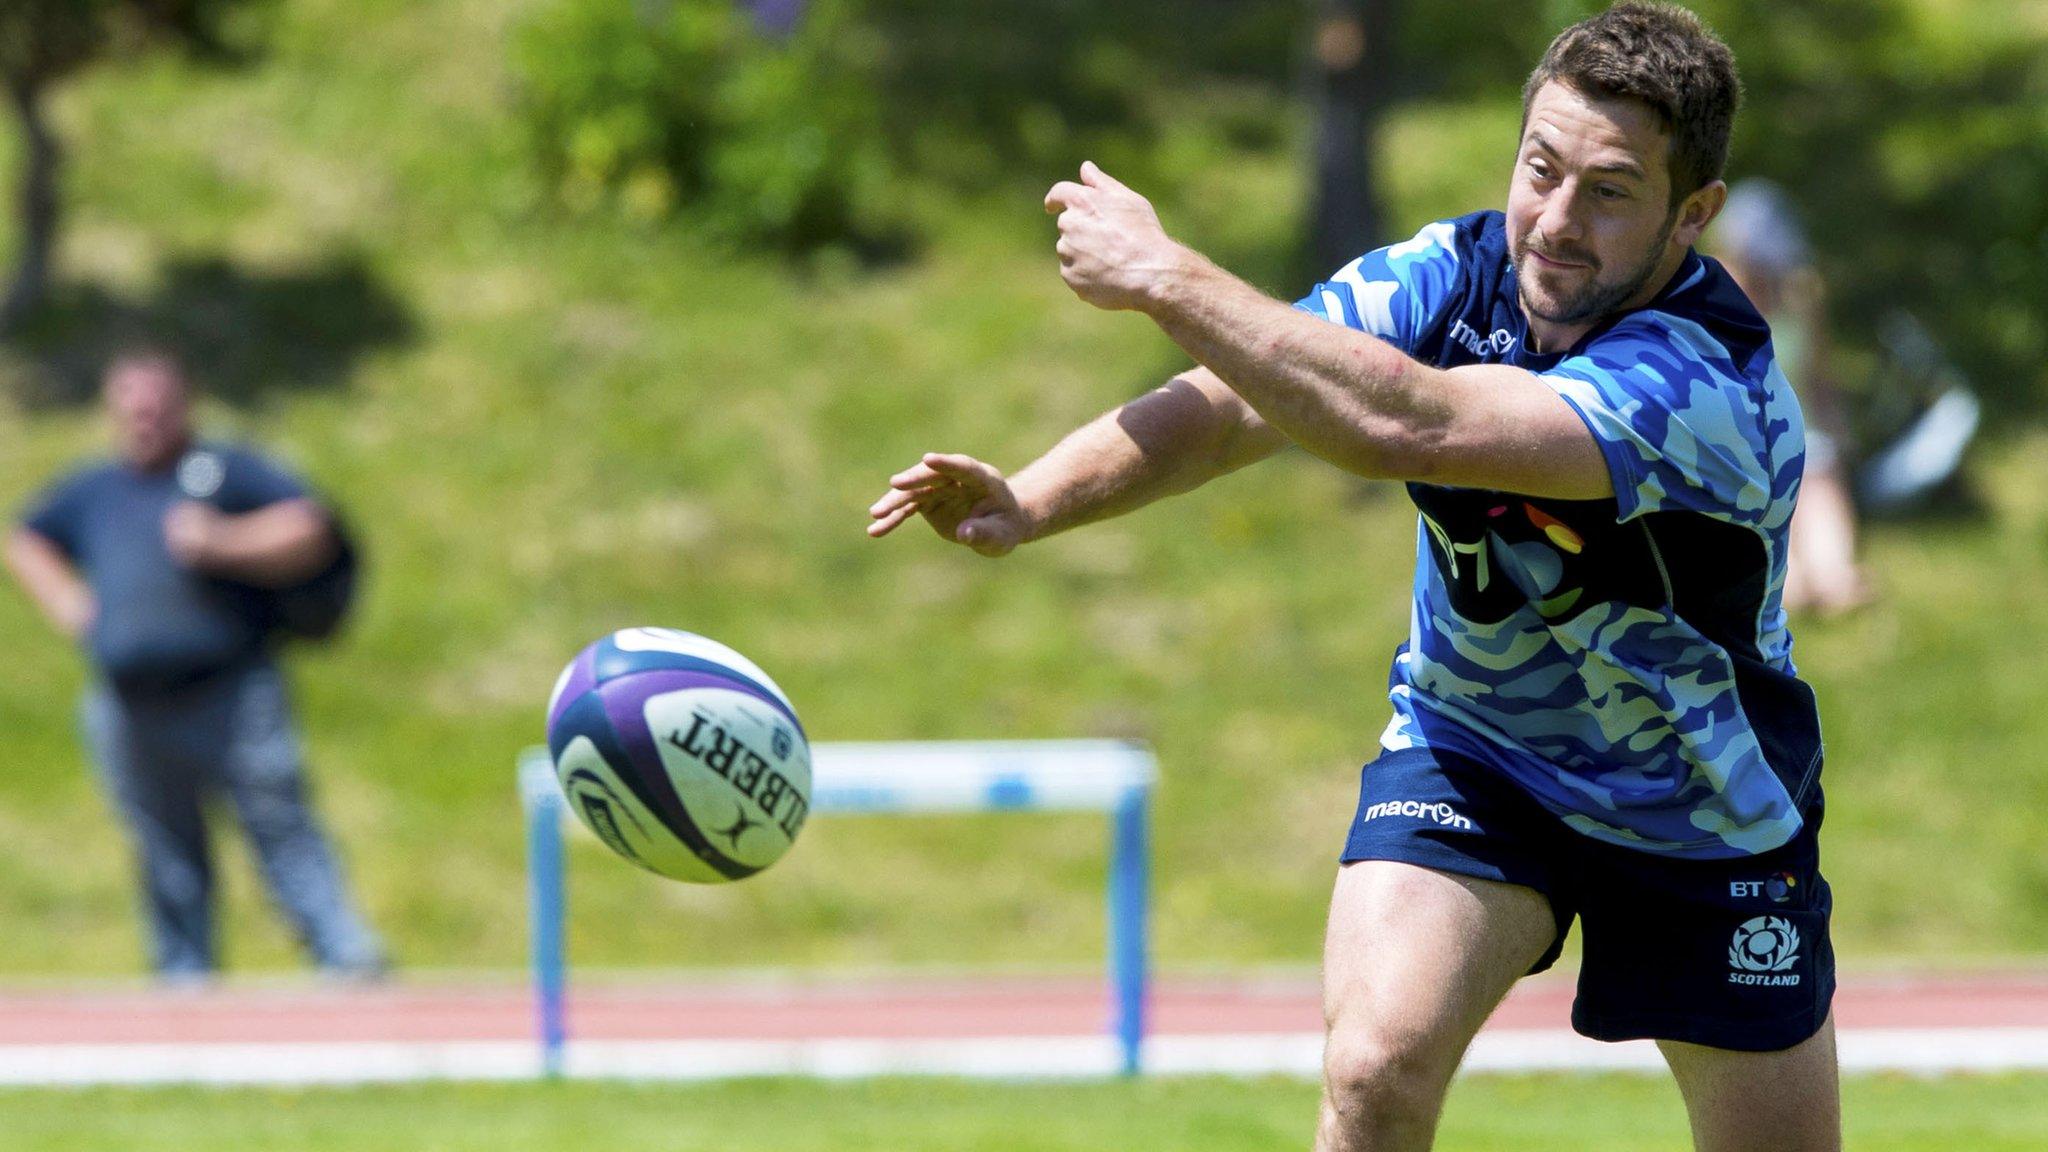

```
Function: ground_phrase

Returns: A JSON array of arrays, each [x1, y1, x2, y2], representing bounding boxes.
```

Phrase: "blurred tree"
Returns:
[[1372, 0, 2048, 414], [1698, 0, 2048, 416], [0, 0, 266, 334], [513, 0, 893, 252], [857, 0, 1296, 188], [1308, 0, 1397, 275], [506, 1, 2046, 408]]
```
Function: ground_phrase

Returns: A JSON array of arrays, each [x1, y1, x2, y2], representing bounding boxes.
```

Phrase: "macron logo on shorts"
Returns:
[[1361, 800, 1475, 831]]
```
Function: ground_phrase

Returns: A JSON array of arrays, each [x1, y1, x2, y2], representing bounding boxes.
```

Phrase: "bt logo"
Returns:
[[1729, 872, 1799, 903]]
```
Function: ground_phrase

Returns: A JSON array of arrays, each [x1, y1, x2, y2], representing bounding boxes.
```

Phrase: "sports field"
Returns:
[[2, 2, 2046, 1149], [2, 1074, 2045, 1151]]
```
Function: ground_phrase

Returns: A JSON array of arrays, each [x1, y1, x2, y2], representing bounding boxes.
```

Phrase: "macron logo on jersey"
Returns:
[[1361, 800, 1476, 831], [1448, 318, 1516, 359]]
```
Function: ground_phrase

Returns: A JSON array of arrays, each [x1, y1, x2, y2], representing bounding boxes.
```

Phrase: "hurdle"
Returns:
[[517, 739, 1159, 1078]]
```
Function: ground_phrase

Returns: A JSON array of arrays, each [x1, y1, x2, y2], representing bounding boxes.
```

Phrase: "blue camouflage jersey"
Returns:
[[1297, 211, 1821, 859]]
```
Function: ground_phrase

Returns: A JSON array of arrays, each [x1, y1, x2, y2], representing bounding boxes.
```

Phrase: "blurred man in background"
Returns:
[[1714, 179, 1872, 616], [4, 351, 384, 982]]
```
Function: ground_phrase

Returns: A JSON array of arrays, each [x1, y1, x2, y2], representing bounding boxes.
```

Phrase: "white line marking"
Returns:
[[2, 1030, 2047, 1086]]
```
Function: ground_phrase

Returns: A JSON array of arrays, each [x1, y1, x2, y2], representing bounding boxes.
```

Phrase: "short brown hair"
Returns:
[[1521, 2, 1741, 204]]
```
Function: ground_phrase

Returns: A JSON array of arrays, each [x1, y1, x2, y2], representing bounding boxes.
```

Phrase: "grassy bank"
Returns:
[[0, 0, 2041, 977]]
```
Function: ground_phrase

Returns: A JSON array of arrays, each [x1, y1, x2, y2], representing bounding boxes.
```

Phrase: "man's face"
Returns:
[[104, 359, 192, 470], [1507, 81, 1715, 336]]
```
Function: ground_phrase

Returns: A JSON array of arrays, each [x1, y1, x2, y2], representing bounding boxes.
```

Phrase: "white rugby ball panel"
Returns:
[[611, 628, 797, 712]]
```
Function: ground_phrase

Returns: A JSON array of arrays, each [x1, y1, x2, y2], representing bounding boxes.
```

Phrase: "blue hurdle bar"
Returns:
[[517, 739, 1157, 1077], [1110, 784, 1149, 1076], [518, 754, 568, 1078]]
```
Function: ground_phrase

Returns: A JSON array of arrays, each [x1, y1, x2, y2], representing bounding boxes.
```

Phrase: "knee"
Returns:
[[1321, 1027, 1456, 1136], [234, 773, 313, 836]]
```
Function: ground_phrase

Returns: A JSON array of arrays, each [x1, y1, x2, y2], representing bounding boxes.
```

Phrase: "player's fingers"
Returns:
[[923, 463, 1001, 498], [1044, 182, 1087, 214], [869, 487, 922, 518], [1079, 160, 1129, 194], [876, 496, 925, 528], [921, 452, 1004, 488], [888, 461, 947, 489], [880, 476, 950, 502], [867, 502, 920, 537]]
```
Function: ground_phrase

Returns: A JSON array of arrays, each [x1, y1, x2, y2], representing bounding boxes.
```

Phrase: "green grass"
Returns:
[[0, 1074, 2044, 1151], [0, 0, 2044, 978]]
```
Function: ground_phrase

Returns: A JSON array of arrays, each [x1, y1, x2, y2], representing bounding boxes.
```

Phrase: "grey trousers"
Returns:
[[81, 663, 384, 977]]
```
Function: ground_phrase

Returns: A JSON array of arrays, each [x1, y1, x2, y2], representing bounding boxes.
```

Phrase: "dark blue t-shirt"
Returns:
[[20, 442, 310, 689]]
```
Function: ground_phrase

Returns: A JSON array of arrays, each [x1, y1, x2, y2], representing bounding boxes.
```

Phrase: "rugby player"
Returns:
[[869, 5, 1835, 1148]]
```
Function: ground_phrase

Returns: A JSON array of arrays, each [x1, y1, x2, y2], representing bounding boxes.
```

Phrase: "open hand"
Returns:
[[867, 453, 1031, 557], [1044, 161, 1185, 312]]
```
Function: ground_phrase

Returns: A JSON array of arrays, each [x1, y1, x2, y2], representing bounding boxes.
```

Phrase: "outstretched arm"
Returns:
[[1047, 163, 1611, 499], [868, 365, 1288, 556]]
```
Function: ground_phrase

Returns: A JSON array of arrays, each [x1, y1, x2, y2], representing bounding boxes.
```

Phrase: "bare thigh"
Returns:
[[1660, 1014, 1842, 1152], [1316, 859, 1558, 1152]]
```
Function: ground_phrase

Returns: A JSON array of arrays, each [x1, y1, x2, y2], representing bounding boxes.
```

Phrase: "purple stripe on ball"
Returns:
[[604, 660, 804, 733], [593, 641, 805, 737], [548, 644, 601, 731], [598, 670, 798, 810]]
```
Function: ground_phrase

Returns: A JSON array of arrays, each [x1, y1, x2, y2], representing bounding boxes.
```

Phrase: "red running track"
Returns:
[[2, 970, 2045, 1046]]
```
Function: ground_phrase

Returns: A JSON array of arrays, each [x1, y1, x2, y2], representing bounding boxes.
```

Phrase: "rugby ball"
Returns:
[[545, 628, 811, 883]]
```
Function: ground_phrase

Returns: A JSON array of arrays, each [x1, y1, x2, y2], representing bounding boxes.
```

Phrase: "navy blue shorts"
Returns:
[[1340, 745, 1834, 1052]]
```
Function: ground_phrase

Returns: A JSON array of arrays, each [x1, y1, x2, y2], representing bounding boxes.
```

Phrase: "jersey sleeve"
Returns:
[[1541, 313, 1791, 526], [18, 471, 94, 559], [1294, 220, 1464, 355], [218, 447, 313, 513]]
